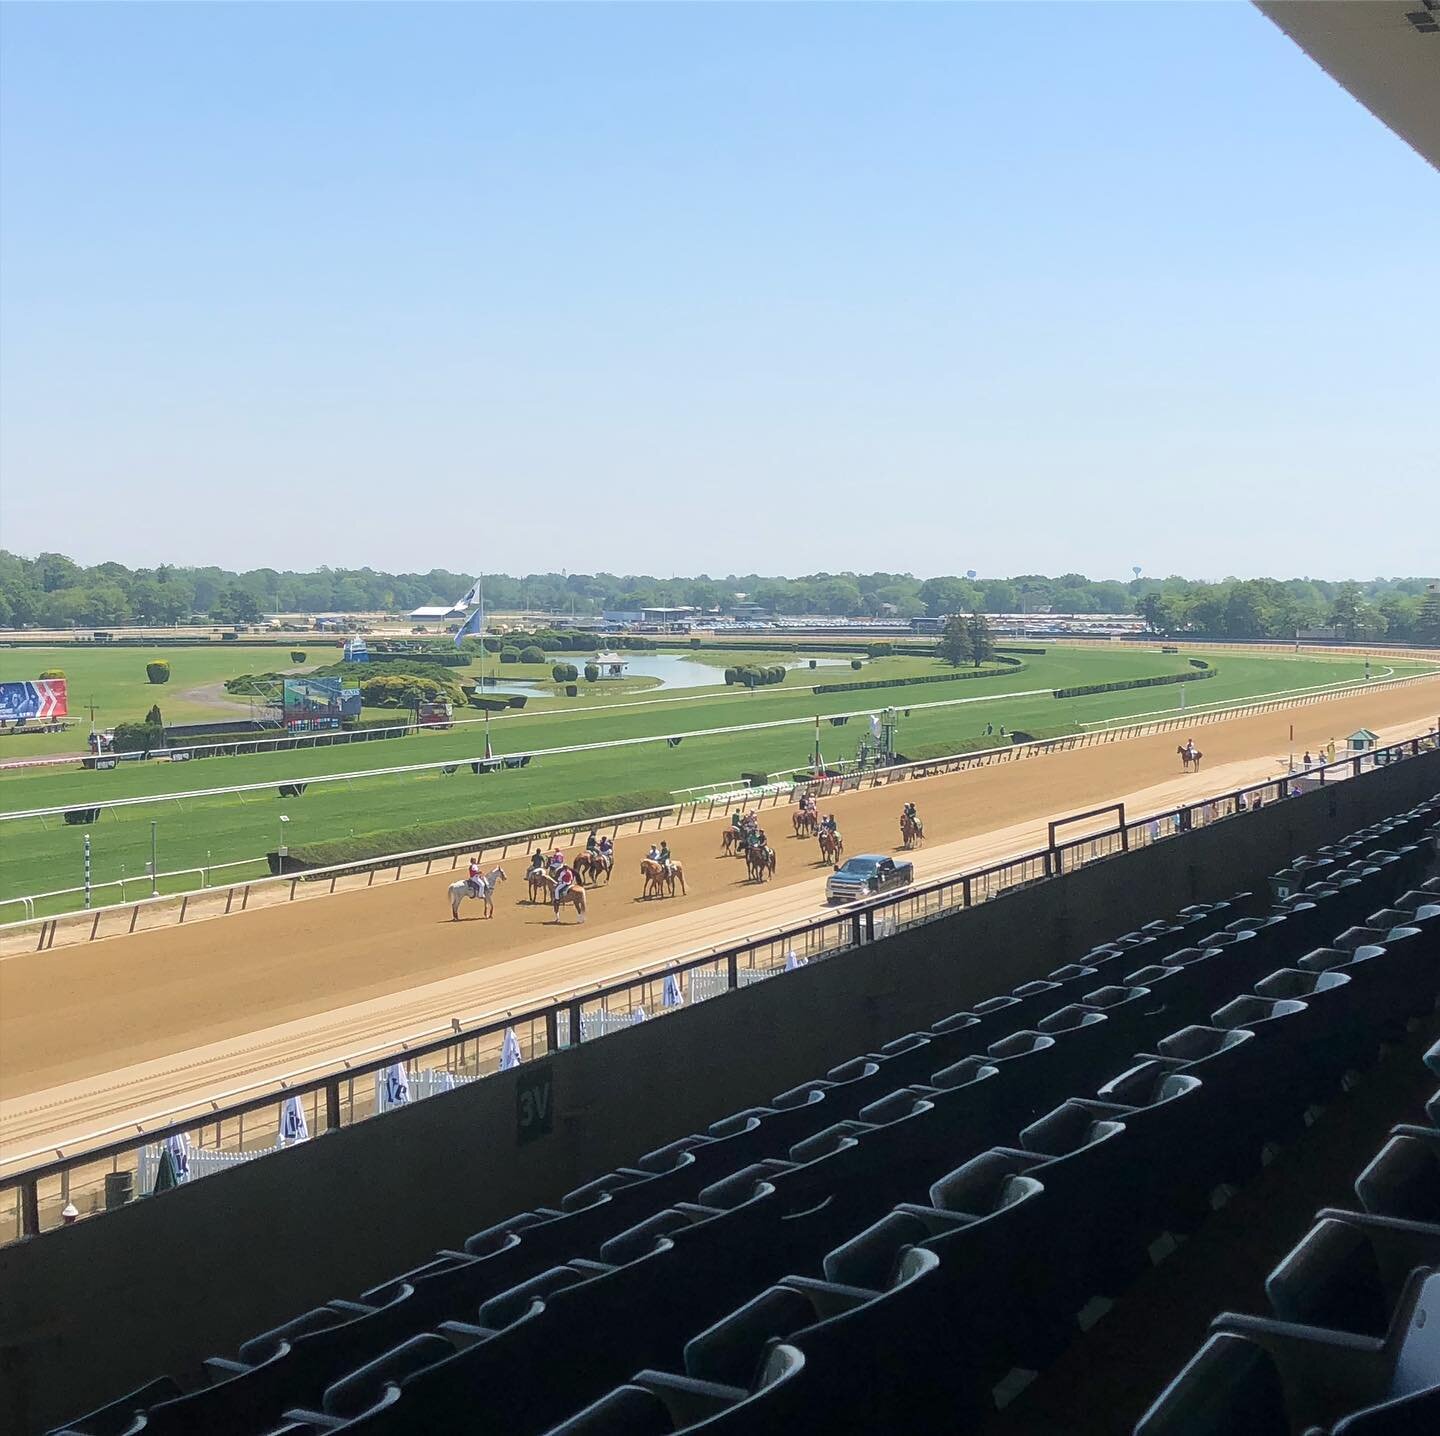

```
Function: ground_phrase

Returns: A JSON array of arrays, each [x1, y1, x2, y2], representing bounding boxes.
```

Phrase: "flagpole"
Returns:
[[479, 572, 492, 761]]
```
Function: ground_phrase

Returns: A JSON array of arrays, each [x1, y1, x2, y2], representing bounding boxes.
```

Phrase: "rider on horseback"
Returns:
[[647, 843, 661, 863], [554, 864, 576, 904], [468, 855, 483, 899], [585, 828, 599, 854], [599, 835, 614, 860], [658, 840, 672, 876]]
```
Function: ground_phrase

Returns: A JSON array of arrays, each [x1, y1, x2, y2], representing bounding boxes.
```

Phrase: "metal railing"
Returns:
[[5, 727, 1435, 1241]]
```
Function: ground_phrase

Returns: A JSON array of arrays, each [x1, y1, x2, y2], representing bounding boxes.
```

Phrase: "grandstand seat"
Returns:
[[1133, 1332, 1290, 1436], [1208, 994, 1315, 1118], [44, 1377, 181, 1436], [1264, 1208, 1440, 1336], [1355, 1129, 1440, 1224], [982, 1030, 1068, 1122], [542, 1343, 811, 1435], [1252, 967, 1364, 1087]]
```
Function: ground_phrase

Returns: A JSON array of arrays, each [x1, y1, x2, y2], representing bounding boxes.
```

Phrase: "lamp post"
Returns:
[[279, 814, 291, 866]]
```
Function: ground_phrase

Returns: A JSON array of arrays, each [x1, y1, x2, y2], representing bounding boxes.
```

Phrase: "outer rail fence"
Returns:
[[4, 666, 1438, 940], [4, 728, 1437, 1242]]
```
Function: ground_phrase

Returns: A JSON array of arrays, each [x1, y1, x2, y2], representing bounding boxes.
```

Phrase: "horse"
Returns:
[[745, 844, 777, 882], [900, 813, 924, 849], [793, 807, 819, 838], [641, 858, 687, 898], [574, 850, 612, 886], [526, 862, 551, 904], [448, 866, 507, 920], [538, 871, 587, 922], [721, 828, 741, 856], [818, 828, 844, 868], [1177, 745, 1203, 772]]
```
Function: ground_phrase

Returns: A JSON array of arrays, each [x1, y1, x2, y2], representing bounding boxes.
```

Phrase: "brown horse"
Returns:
[[792, 807, 818, 838], [573, 850, 612, 886], [900, 813, 924, 849], [818, 828, 844, 868], [1177, 745, 1203, 772], [640, 858, 686, 898], [745, 844, 777, 882], [539, 871, 587, 922], [526, 862, 551, 904], [721, 828, 741, 856]]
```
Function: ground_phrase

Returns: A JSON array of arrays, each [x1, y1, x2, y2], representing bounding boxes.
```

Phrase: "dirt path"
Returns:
[[2, 681, 1437, 1163]]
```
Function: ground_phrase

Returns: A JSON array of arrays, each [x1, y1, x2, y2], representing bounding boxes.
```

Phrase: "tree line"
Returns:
[[0, 551, 1435, 643]]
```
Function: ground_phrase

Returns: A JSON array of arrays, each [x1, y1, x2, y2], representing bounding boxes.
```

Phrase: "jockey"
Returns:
[[598, 835, 614, 859], [586, 828, 599, 854], [555, 865, 575, 902], [902, 801, 919, 827], [468, 855, 483, 898], [658, 840, 672, 873], [821, 813, 837, 835], [647, 843, 661, 863], [549, 848, 565, 873], [530, 847, 545, 873], [731, 810, 743, 833]]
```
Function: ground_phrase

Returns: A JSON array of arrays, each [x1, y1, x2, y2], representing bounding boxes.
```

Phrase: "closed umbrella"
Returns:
[[150, 1144, 180, 1194], [382, 1063, 410, 1109], [499, 1026, 523, 1071], [278, 1094, 309, 1146], [662, 972, 684, 1008]]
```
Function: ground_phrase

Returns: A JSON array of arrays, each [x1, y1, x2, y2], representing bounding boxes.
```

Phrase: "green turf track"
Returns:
[[0, 647, 1432, 914]]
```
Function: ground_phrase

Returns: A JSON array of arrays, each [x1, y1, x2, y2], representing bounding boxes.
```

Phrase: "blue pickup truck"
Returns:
[[826, 853, 915, 904]]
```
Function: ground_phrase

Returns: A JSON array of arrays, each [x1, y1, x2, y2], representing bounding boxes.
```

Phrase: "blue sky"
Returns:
[[1, 1, 1435, 580]]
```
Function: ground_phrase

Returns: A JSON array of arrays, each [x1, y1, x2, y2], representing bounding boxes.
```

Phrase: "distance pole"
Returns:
[[150, 820, 158, 897], [84, 834, 92, 910]]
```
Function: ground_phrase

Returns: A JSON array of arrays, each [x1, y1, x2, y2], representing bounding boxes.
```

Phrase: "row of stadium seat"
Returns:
[[1134, 1034, 1440, 1435], [48, 799, 1440, 1436]]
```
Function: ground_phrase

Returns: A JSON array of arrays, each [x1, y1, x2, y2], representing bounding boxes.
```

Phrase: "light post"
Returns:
[[279, 814, 291, 868], [149, 820, 159, 897]]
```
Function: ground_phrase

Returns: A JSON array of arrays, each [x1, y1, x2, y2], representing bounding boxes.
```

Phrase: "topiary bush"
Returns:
[[519, 645, 545, 665], [146, 660, 171, 684], [584, 663, 600, 682], [290, 651, 306, 664], [866, 642, 893, 658], [724, 667, 738, 685], [499, 646, 521, 664], [38, 668, 65, 680], [851, 658, 863, 671]]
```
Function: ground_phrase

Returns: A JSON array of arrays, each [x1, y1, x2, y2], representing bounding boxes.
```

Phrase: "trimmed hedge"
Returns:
[[519, 645, 546, 664], [727, 664, 786, 687], [38, 668, 66, 679], [286, 789, 676, 869], [813, 659, 1022, 696], [584, 663, 600, 682], [1053, 663, 1214, 700], [551, 662, 580, 683], [145, 660, 171, 684]]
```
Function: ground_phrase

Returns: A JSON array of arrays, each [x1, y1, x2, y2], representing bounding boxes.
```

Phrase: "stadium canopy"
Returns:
[[1254, 1, 1440, 170], [408, 604, 467, 620]]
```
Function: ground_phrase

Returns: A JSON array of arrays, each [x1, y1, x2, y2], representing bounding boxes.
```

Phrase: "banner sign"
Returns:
[[0, 678, 68, 722]]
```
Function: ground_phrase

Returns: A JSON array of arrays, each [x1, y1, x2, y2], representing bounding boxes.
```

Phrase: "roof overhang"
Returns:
[[1253, 1, 1440, 170]]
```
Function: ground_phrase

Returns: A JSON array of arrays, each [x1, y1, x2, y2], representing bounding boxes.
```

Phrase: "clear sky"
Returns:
[[1, 1, 1435, 581]]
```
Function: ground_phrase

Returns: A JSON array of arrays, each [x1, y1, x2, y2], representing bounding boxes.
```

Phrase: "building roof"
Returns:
[[409, 605, 465, 618], [1255, 1, 1440, 171]]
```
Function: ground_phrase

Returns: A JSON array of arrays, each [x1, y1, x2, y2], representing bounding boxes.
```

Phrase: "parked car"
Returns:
[[826, 853, 915, 904]]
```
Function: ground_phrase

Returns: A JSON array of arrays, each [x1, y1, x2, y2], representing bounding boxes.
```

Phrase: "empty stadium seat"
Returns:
[[1355, 1129, 1440, 1224]]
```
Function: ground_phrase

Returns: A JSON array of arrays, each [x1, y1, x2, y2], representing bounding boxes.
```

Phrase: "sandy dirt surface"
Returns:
[[2, 681, 1438, 1164]]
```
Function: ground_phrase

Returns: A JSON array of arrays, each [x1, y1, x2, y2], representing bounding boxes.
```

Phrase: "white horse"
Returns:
[[449, 866, 507, 920]]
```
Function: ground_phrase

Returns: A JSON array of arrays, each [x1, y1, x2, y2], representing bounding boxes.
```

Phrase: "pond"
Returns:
[[481, 651, 852, 697]]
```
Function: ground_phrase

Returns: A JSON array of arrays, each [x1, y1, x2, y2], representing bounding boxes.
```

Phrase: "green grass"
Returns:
[[0, 646, 1432, 915]]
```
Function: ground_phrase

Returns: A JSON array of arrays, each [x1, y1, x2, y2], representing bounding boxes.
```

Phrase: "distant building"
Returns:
[[408, 604, 467, 621], [639, 606, 698, 625]]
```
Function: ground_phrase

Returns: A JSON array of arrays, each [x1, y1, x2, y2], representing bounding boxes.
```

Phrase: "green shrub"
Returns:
[[866, 642, 893, 658], [499, 646, 521, 664], [38, 668, 65, 679], [145, 704, 163, 728], [584, 663, 600, 682], [723, 667, 738, 685], [287, 789, 676, 868], [519, 645, 545, 664], [813, 661, 1021, 696], [551, 662, 579, 683], [359, 673, 463, 707], [290, 651, 306, 664], [690, 637, 702, 648], [145, 660, 171, 684], [482, 636, 504, 653], [1052, 664, 1214, 700], [850, 658, 863, 671], [112, 720, 163, 753]]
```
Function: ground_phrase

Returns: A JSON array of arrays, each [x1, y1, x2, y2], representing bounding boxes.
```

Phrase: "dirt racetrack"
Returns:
[[3, 679, 1438, 1162]]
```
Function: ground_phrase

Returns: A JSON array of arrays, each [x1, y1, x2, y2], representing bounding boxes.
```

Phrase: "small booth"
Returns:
[[1346, 728, 1380, 754]]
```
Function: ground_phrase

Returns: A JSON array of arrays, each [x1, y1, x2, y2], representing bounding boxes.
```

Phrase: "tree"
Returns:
[[938, 614, 973, 667], [1416, 590, 1440, 646], [967, 611, 995, 667], [145, 703, 164, 728], [1328, 582, 1368, 640]]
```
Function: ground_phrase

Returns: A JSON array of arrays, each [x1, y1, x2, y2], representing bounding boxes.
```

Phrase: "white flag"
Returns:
[[785, 949, 806, 971], [164, 1132, 191, 1181], [455, 578, 484, 609], [869, 714, 882, 739], [662, 973, 684, 1008], [279, 1094, 309, 1145], [383, 1063, 410, 1108], [499, 1026, 523, 1071]]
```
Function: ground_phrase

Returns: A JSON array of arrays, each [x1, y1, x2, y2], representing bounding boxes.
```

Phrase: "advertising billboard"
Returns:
[[0, 678, 68, 723]]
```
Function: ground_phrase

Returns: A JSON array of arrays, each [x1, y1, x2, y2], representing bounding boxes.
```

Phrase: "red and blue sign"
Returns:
[[0, 679, 69, 722]]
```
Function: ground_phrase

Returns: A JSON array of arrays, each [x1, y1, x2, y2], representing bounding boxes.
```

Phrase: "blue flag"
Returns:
[[455, 605, 484, 649]]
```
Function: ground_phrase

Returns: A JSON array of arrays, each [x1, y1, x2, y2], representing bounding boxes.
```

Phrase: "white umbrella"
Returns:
[[499, 1026, 523, 1071], [662, 972, 684, 1008], [632, 1006, 647, 1024], [278, 1094, 309, 1146], [785, 949, 806, 971]]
